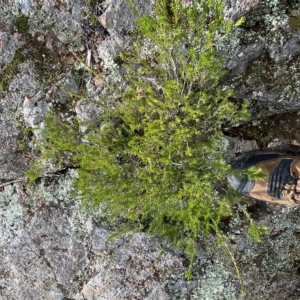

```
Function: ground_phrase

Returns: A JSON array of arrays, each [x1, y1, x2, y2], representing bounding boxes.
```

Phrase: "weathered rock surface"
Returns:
[[269, 32, 300, 63], [222, 42, 265, 80], [223, 0, 261, 20], [99, 0, 154, 39], [0, 171, 189, 300], [2, 172, 300, 299], [79, 229, 184, 300], [223, 0, 300, 116], [1, 0, 300, 299]]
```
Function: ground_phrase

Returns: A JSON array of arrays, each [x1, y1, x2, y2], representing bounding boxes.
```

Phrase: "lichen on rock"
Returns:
[[1, 0, 300, 299]]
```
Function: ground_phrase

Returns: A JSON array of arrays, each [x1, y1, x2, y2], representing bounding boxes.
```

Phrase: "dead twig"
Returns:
[[0, 178, 25, 188]]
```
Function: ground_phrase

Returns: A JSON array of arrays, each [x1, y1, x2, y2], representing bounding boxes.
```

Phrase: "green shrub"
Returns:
[[28, 0, 252, 278]]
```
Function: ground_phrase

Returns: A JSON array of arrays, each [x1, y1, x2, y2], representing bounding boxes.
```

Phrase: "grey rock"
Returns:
[[224, 136, 259, 156], [23, 93, 48, 127], [23, 92, 49, 139], [0, 154, 31, 180], [57, 72, 79, 104], [82, 231, 184, 300], [99, 0, 153, 39], [0, 102, 32, 180], [238, 238, 247, 252], [55, 2, 82, 45], [14, 0, 34, 14], [2, 0, 300, 299], [146, 285, 170, 300], [222, 43, 265, 80], [269, 33, 300, 63], [26, 210, 87, 289], [96, 37, 123, 71], [94, 0, 154, 92], [223, 0, 261, 20], [0, 31, 23, 65], [28, 0, 82, 51], [267, 137, 290, 151], [221, 0, 300, 109], [1, 220, 85, 299], [0, 185, 24, 240], [0, 58, 43, 179], [0, 0, 87, 180], [90, 227, 110, 255], [0, 170, 188, 299], [0, 171, 89, 299], [75, 99, 103, 125]]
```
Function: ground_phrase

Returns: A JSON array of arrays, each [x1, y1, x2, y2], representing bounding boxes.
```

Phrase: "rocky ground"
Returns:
[[1, 0, 300, 299]]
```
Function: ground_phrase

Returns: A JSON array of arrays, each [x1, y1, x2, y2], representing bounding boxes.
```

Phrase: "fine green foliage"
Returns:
[[28, 0, 253, 278], [0, 48, 25, 93], [247, 223, 268, 243], [241, 207, 268, 243], [246, 165, 267, 181], [26, 113, 80, 184]]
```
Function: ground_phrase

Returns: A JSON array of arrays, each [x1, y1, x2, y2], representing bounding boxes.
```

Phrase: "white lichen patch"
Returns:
[[216, 27, 244, 57], [191, 258, 241, 300], [0, 184, 24, 240]]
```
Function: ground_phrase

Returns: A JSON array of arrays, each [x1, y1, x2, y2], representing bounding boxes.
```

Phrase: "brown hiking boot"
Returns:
[[228, 152, 300, 205]]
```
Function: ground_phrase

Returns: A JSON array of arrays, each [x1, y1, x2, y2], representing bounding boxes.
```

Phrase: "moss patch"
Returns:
[[13, 14, 30, 34], [289, 16, 300, 32], [0, 48, 25, 93]]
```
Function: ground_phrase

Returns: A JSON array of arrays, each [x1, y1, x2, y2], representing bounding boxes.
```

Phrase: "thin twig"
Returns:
[[0, 178, 25, 188], [218, 232, 246, 296], [169, 49, 179, 83]]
